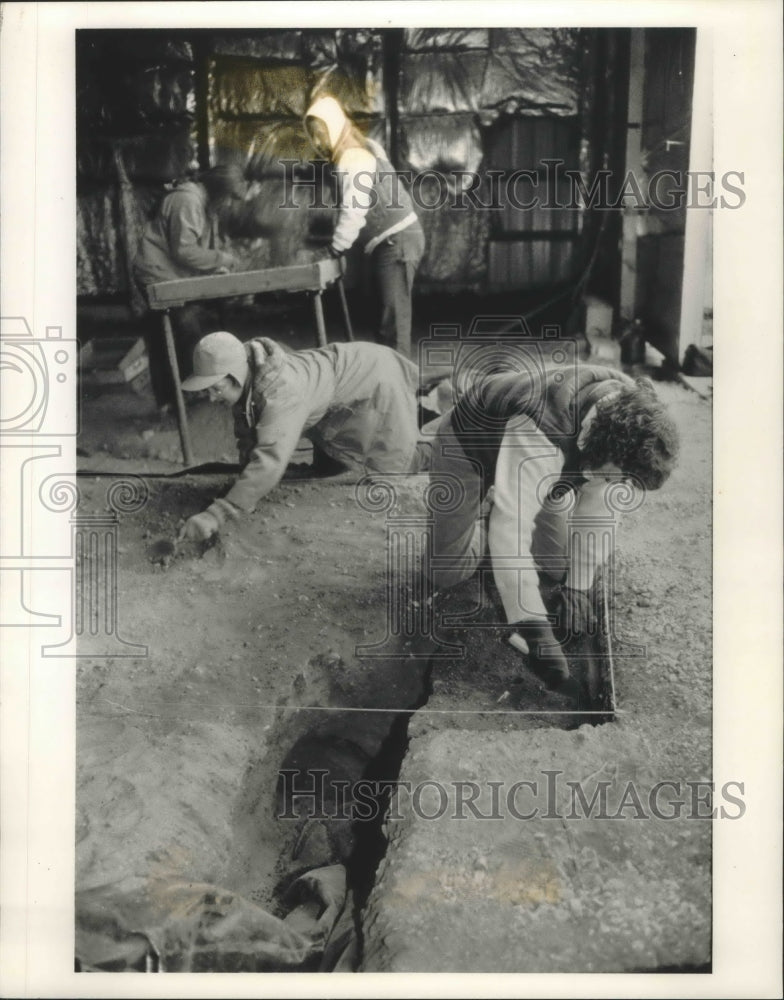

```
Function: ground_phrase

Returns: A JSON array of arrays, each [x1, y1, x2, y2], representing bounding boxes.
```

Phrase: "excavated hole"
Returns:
[[231, 570, 616, 969], [75, 474, 617, 971]]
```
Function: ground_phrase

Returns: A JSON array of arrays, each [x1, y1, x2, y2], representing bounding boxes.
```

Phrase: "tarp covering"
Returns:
[[76, 36, 194, 131], [482, 48, 581, 117], [77, 186, 125, 296], [396, 115, 487, 289], [399, 52, 488, 114], [397, 29, 583, 119], [393, 27, 585, 287], [403, 27, 490, 51], [399, 113, 483, 176], [76, 866, 357, 972], [125, 65, 196, 119], [415, 175, 490, 286], [77, 27, 592, 296], [212, 30, 306, 62], [79, 127, 197, 184], [77, 180, 162, 296], [211, 60, 315, 118]]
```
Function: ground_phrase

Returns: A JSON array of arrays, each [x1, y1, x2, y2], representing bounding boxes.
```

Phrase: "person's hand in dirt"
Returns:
[[513, 621, 572, 692], [179, 510, 220, 542], [555, 585, 598, 638], [179, 498, 241, 543]]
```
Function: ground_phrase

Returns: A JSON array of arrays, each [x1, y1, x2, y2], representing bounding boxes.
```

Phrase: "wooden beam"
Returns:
[[147, 258, 342, 309]]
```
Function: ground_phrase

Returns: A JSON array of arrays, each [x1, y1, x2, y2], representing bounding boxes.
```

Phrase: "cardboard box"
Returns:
[[79, 336, 149, 385]]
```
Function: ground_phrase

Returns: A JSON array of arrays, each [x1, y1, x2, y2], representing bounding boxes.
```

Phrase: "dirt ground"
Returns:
[[74, 310, 711, 969], [359, 377, 713, 972]]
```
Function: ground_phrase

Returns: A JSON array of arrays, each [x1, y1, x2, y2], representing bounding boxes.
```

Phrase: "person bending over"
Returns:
[[426, 364, 680, 693], [304, 95, 425, 358], [179, 331, 426, 541]]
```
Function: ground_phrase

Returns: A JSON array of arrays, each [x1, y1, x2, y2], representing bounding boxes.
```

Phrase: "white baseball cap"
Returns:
[[182, 331, 249, 391]]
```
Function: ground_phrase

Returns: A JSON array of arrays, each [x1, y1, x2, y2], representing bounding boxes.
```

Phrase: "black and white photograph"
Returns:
[[0, 2, 781, 996]]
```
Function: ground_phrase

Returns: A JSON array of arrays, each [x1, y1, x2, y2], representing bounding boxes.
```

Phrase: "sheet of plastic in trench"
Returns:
[[1, 2, 782, 999]]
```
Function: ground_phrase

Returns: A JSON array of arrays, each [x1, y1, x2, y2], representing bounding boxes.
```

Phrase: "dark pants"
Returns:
[[372, 224, 426, 358]]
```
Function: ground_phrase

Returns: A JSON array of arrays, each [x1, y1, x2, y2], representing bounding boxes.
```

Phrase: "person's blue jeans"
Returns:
[[371, 223, 426, 358]]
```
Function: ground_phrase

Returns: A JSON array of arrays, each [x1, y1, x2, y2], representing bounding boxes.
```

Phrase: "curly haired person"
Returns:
[[425, 363, 680, 693]]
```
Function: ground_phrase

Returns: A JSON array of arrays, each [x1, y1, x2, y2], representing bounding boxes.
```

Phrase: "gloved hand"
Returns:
[[514, 621, 571, 691], [179, 510, 220, 542], [315, 245, 342, 262], [556, 586, 598, 637], [216, 252, 239, 274]]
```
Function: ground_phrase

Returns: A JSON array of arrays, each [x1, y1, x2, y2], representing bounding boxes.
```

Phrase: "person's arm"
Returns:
[[329, 147, 377, 254], [166, 191, 236, 273], [488, 417, 574, 689], [223, 390, 311, 513], [179, 390, 310, 541], [488, 416, 563, 624]]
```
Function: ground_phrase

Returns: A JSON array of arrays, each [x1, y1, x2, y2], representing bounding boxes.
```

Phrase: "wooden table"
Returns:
[[147, 257, 354, 465]]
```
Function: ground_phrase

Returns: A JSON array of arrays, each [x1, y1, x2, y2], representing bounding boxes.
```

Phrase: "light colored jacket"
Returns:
[[133, 181, 235, 286], [304, 96, 420, 255], [225, 338, 421, 512]]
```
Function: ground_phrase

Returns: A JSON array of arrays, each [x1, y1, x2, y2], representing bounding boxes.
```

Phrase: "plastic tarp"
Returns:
[[77, 186, 125, 296], [211, 60, 315, 118], [77, 32, 195, 134], [76, 866, 357, 972], [399, 52, 488, 114], [483, 28, 582, 116], [397, 114, 487, 289], [416, 173, 490, 287], [207, 26, 385, 174], [482, 49, 581, 117], [80, 127, 197, 184], [399, 112, 483, 176], [212, 31, 306, 62], [78, 27, 590, 296], [77, 180, 164, 296], [403, 27, 490, 51], [397, 29, 583, 119], [392, 27, 586, 288], [77, 32, 198, 293], [125, 65, 196, 120], [87, 34, 194, 65]]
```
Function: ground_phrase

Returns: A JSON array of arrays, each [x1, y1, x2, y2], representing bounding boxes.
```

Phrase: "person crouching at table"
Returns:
[[133, 164, 246, 407]]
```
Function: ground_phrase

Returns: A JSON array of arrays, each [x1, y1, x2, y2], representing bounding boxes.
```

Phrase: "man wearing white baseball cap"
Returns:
[[179, 331, 424, 541]]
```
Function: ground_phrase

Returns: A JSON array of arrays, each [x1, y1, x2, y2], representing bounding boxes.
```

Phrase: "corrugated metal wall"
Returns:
[[485, 116, 582, 291]]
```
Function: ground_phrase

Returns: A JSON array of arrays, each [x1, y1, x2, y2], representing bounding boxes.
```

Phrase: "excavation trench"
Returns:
[[230, 572, 615, 970], [74, 473, 613, 972]]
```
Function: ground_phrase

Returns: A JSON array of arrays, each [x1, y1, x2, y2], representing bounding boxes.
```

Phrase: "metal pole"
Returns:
[[313, 291, 328, 348], [162, 311, 195, 466]]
